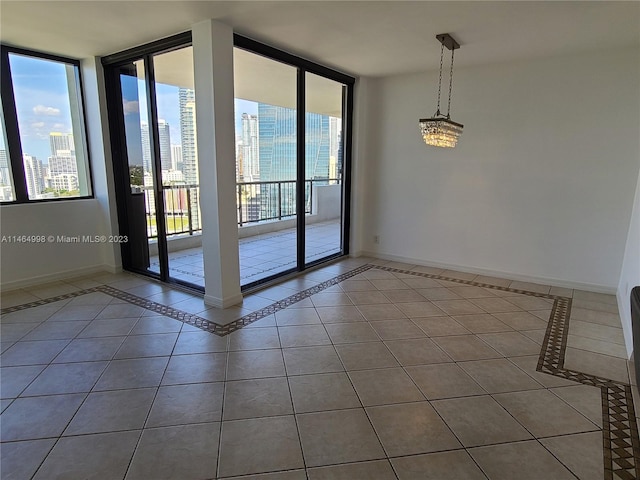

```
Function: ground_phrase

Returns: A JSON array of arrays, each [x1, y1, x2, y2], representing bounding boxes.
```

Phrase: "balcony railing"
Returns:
[[143, 177, 340, 238]]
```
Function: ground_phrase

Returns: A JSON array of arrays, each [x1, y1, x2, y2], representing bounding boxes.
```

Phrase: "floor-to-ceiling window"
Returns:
[[233, 35, 355, 289], [103, 33, 204, 290]]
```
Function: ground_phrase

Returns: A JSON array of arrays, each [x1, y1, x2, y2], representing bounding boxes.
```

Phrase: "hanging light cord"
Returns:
[[446, 48, 455, 119], [435, 43, 444, 117]]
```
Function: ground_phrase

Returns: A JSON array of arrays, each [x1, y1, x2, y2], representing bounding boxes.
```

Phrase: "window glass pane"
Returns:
[[9, 53, 91, 200], [0, 106, 15, 202]]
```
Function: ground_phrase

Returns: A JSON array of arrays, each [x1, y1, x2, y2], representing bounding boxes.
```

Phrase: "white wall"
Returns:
[[0, 58, 120, 290], [361, 47, 640, 292], [618, 166, 640, 355]]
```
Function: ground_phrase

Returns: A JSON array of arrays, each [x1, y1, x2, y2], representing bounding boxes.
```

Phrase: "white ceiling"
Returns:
[[1, 1, 638, 78]]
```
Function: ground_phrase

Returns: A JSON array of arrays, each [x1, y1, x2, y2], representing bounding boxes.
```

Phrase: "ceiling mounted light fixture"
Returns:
[[419, 33, 463, 148]]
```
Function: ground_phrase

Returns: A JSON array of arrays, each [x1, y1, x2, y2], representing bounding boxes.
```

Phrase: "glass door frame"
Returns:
[[234, 34, 355, 289], [102, 32, 201, 290]]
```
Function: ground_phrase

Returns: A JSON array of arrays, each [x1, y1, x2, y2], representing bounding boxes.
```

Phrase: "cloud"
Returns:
[[31, 121, 45, 129], [33, 105, 61, 116], [123, 100, 140, 115], [53, 123, 66, 129]]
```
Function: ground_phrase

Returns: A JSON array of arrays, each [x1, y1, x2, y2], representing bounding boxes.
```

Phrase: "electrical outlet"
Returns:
[[373, 235, 380, 244]]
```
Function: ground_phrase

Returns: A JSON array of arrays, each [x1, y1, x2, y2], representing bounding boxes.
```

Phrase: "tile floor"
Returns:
[[0, 256, 637, 479], [149, 220, 342, 287]]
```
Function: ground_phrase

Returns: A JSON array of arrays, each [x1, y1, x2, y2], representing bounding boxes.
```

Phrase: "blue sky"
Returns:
[[9, 52, 260, 164]]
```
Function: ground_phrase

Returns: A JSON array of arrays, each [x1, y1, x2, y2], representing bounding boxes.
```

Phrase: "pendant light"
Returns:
[[419, 33, 463, 148]]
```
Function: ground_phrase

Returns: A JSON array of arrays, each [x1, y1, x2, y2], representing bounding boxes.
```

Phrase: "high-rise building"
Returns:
[[179, 88, 198, 184], [0, 149, 12, 189], [23, 154, 44, 198], [241, 113, 259, 182], [171, 144, 183, 171], [140, 120, 171, 173], [257, 103, 331, 182], [49, 132, 74, 156]]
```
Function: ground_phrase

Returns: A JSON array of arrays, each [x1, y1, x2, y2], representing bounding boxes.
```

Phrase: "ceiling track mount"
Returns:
[[436, 33, 460, 51]]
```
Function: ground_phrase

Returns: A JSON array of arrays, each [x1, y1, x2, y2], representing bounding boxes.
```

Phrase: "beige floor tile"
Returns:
[[469, 296, 523, 313], [396, 301, 446, 318], [1, 394, 86, 441], [316, 306, 365, 323], [21, 320, 89, 341], [226, 349, 286, 380], [346, 291, 391, 305], [549, 286, 573, 297], [569, 320, 625, 345], [401, 277, 443, 289], [416, 287, 462, 301], [228, 327, 281, 351], [448, 286, 497, 299], [130, 315, 183, 334], [384, 338, 452, 366], [64, 388, 156, 435], [412, 316, 471, 337], [311, 292, 353, 307], [34, 431, 139, 480], [370, 320, 426, 340], [504, 296, 554, 311], [339, 279, 376, 292], [391, 450, 486, 480], [563, 347, 629, 383], [288, 372, 360, 413], [335, 342, 399, 370], [409, 265, 446, 275], [508, 281, 551, 294], [113, 333, 179, 359], [452, 314, 512, 333], [508, 355, 576, 388], [566, 334, 627, 358], [477, 331, 541, 356], [161, 352, 226, 385], [474, 275, 512, 288], [367, 401, 461, 456], [369, 278, 410, 290], [274, 308, 322, 326], [469, 440, 575, 480], [494, 389, 598, 437], [381, 289, 426, 303], [218, 416, 303, 477], [432, 395, 532, 447], [307, 460, 396, 480], [0, 365, 46, 398], [297, 409, 385, 467], [146, 382, 224, 427], [356, 303, 407, 321], [529, 309, 553, 320], [440, 270, 478, 281], [0, 438, 57, 480], [569, 307, 622, 327], [349, 367, 424, 406], [540, 431, 604, 480], [171, 330, 228, 354], [406, 363, 486, 399], [572, 298, 619, 314], [283, 345, 344, 375], [432, 335, 502, 361], [431, 299, 486, 316], [550, 384, 603, 427], [573, 290, 618, 306], [325, 323, 381, 343], [127, 423, 220, 480], [492, 311, 548, 330], [0, 339, 71, 366], [459, 358, 543, 393], [222, 471, 307, 480], [223, 377, 292, 420], [93, 356, 169, 390], [278, 325, 331, 348]]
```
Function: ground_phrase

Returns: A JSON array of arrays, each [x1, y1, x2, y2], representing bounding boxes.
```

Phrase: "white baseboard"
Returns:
[[1, 264, 116, 292], [360, 250, 617, 295], [204, 292, 244, 309]]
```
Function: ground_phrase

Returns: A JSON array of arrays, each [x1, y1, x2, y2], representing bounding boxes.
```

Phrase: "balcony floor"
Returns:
[[150, 219, 342, 288]]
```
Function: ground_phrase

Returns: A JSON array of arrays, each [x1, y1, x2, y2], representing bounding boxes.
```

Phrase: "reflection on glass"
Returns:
[[305, 72, 344, 264], [234, 47, 298, 286], [0, 105, 15, 202], [152, 46, 203, 287], [9, 53, 90, 200]]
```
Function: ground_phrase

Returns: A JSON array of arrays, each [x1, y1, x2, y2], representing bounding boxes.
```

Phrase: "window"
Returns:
[[0, 46, 92, 203]]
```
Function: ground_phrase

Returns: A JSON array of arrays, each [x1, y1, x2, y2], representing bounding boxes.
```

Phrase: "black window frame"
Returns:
[[0, 44, 94, 204]]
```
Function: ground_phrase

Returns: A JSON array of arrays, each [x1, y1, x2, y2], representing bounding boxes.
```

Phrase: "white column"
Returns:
[[192, 19, 243, 308]]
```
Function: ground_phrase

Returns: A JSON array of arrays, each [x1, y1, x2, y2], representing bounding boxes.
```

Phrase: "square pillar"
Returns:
[[192, 19, 242, 308]]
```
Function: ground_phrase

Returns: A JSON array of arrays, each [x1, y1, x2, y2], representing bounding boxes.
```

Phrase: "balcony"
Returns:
[[147, 178, 342, 287]]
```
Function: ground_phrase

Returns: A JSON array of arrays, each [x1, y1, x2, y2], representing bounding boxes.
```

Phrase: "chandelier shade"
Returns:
[[420, 33, 463, 148]]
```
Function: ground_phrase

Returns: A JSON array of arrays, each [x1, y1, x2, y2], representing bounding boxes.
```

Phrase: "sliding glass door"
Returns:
[[233, 37, 354, 289], [104, 35, 204, 290]]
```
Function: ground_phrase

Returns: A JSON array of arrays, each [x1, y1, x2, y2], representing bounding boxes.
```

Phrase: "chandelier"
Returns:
[[419, 33, 463, 148]]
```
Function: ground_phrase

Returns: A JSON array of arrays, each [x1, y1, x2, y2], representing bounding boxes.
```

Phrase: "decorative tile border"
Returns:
[[2, 263, 639, 478]]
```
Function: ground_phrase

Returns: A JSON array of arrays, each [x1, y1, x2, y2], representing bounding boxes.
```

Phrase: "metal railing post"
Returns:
[[277, 182, 282, 220], [186, 187, 193, 235], [238, 183, 243, 227]]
